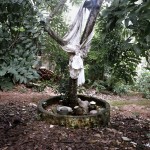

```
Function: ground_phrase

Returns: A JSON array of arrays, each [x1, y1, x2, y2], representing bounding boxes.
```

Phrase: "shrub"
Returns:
[[113, 82, 130, 96], [135, 71, 150, 99], [0, 0, 42, 90]]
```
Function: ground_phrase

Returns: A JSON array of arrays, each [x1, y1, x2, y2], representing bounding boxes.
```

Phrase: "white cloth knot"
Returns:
[[69, 54, 85, 86]]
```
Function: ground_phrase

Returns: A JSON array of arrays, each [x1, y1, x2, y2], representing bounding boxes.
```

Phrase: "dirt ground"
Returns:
[[0, 86, 149, 150]]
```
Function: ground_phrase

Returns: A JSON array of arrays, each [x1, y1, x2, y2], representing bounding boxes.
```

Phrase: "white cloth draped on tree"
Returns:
[[30, 0, 96, 86], [62, 1, 94, 86]]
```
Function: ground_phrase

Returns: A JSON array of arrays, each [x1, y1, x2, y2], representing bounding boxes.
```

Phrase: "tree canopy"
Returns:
[[102, 0, 150, 61], [85, 0, 149, 92]]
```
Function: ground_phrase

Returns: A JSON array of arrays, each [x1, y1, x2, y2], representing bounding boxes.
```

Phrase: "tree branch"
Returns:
[[44, 26, 67, 46], [80, 0, 104, 44], [43, 0, 67, 46], [30, 0, 68, 46]]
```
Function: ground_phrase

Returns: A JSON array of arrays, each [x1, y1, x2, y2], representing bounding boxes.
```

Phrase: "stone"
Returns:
[[94, 133, 101, 138], [50, 125, 54, 128], [29, 103, 37, 107], [74, 106, 84, 115], [89, 101, 96, 111], [89, 110, 98, 114], [122, 136, 131, 142], [77, 98, 89, 114], [9, 113, 14, 116], [57, 106, 73, 115]]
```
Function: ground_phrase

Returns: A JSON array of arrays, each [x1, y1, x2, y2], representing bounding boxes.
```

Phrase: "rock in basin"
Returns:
[[37, 95, 110, 128]]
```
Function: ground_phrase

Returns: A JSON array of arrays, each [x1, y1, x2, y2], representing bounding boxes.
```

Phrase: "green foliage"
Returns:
[[38, 0, 70, 77], [102, 0, 150, 60], [86, 17, 141, 92], [91, 80, 106, 92], [0, 0, 82, 91], [135, 72, 150, 99], [43, 36, 68, 76], [113, 82, 130, 95], [57, 76, 69, 95], [84, 1, 150, 94], [0, 0, 42, 90], [69, 0, 83, 5], [0, 76, 14, 91], [32, 80, 57, 92]]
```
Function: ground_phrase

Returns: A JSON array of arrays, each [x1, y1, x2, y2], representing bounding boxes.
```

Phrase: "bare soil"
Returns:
[[0, 86, 149, 150]]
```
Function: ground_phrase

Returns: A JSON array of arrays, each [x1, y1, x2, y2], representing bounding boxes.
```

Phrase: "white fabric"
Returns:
[[61, 0, 95, 86], [72, 54, 83, 70], [30, 0, 95, 86], [69, 54, 83, 79], [69, 53, 84, 85], [78, 68, 85, 86]]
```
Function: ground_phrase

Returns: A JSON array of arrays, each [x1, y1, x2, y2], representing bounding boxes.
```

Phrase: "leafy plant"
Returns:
[[0, 76, 14, 91], [91, 80, 106, 92], [0, 0, 43, 90], [113, 82, 130, 96], [135, 71, 150, 99], [0, 0, 82, 91], [102, 0, 150, 60], [44, 37, 68, 76], [86, 17, 140, 92]]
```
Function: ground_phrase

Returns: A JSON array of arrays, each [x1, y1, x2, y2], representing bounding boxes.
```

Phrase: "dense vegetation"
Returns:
[[0, 0, 41, 90], [0, 0, 69, 90], [0, 0, 149, 97], [85, 0, 149, 96]]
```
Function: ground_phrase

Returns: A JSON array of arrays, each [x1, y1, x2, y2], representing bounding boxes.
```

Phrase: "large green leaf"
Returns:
[[0, 70, 7, 76]]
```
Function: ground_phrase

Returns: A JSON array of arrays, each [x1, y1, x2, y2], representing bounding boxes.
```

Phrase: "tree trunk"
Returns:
[[80, 0, 104, 44], [64, 77, 78, 108]]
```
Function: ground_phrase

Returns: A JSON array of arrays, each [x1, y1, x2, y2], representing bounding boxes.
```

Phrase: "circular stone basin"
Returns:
[[37, 95, 110, 128]]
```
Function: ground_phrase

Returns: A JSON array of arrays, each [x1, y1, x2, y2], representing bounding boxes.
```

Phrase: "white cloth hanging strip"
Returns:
[[62, 0, 95, 86]]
